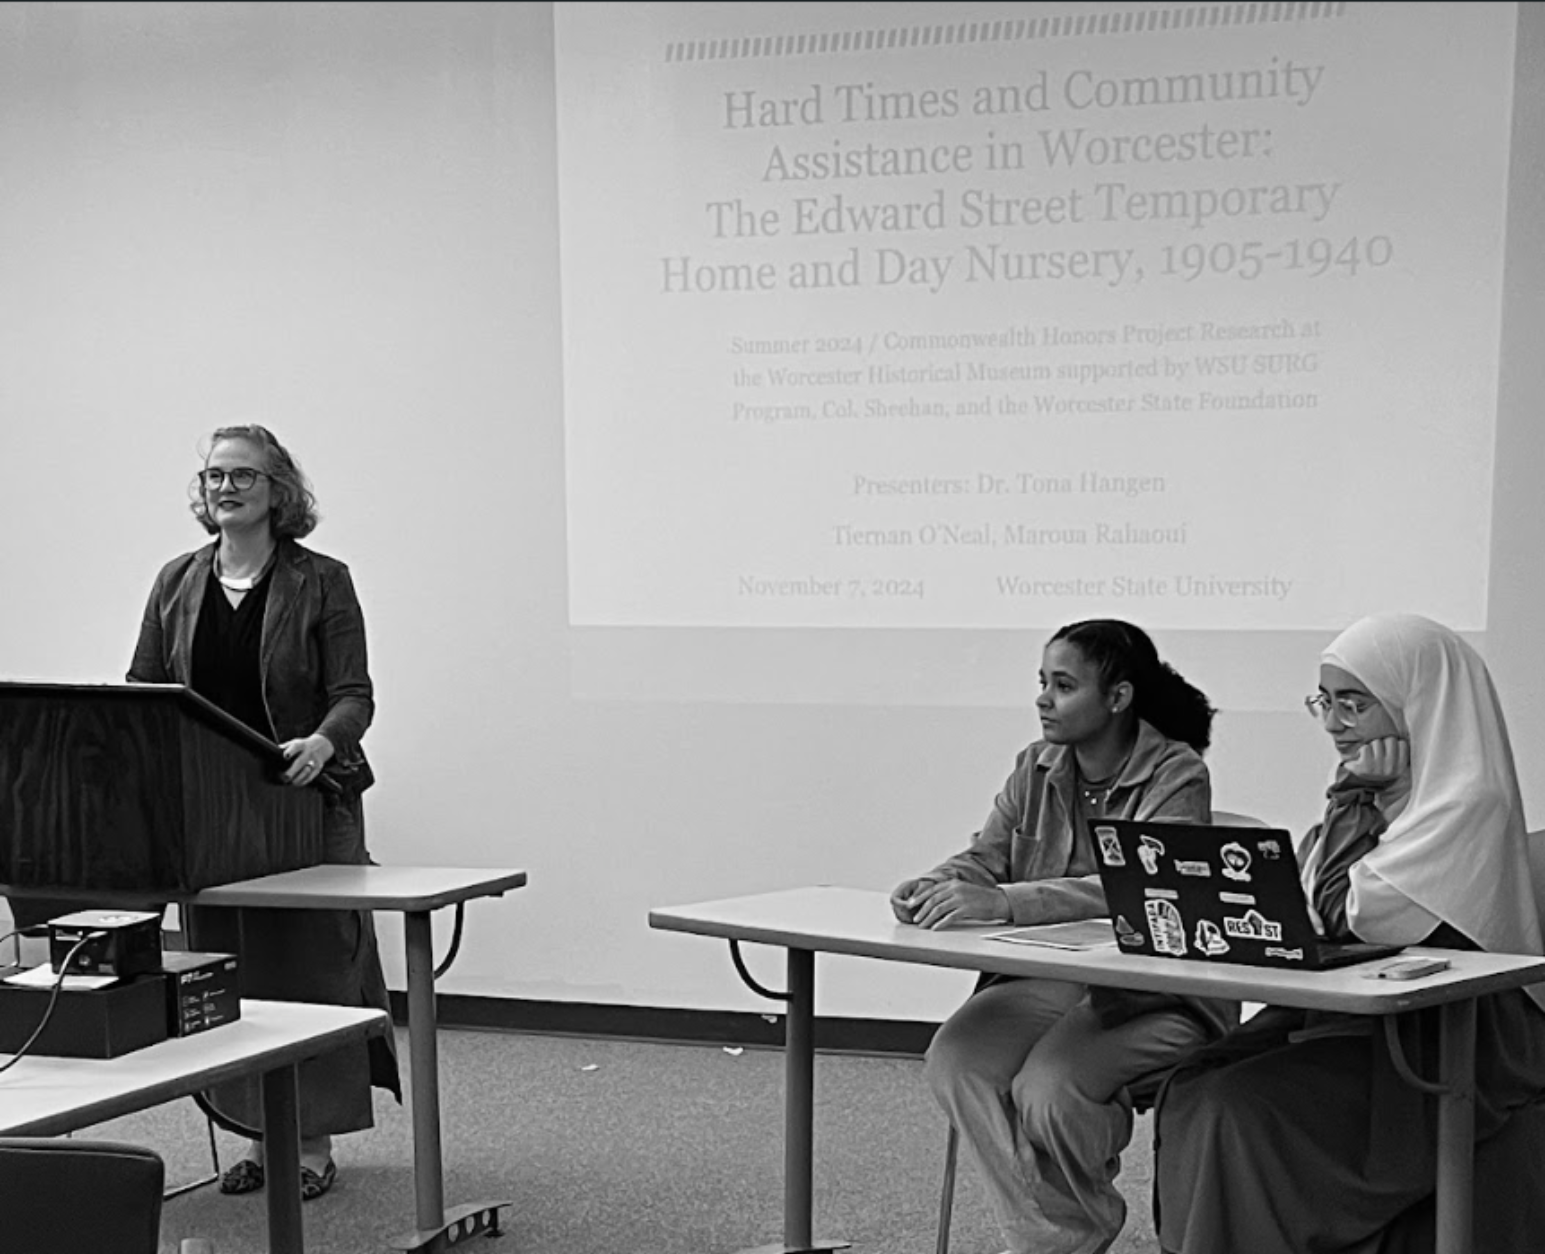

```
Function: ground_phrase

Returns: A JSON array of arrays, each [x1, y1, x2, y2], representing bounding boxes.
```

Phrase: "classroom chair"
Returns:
[[0, 1137, 214, 1254]]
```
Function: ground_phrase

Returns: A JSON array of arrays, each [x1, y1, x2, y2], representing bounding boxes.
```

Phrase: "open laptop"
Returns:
[[1092, 819, 1403, 971]]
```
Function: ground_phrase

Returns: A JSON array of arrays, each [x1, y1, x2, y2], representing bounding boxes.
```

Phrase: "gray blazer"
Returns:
[[127, 537, 375, 794]]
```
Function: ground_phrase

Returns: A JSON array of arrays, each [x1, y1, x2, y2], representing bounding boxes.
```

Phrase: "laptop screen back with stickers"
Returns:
[[1092, 819, 1401, 970]]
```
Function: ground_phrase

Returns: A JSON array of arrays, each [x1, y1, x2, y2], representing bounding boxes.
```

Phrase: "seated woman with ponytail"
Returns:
[[891, 619, 1237, 1254], [1153, 612, 1545, 1254]]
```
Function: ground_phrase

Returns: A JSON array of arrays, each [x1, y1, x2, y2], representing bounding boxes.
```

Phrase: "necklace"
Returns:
[[1079, 778, 1118, 809], [1077, 743, 1137, 810], [215, 551, 272, 592]]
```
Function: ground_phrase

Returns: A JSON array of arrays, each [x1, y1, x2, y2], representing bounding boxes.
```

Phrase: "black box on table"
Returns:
[[159, 951, 241, 1038], [47, 909, 162, 978], [0, 968, 168, 1058]]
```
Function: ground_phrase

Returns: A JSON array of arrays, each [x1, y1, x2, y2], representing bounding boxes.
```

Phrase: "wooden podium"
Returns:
[[0, 681, 322, 897]]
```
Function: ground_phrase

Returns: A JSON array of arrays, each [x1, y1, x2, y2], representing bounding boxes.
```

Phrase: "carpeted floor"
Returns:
[[80, 1026, 1162, 1254]]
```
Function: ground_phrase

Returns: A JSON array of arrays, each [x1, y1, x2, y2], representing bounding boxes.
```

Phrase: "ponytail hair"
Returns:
[[1050, 619, 1216, 753]]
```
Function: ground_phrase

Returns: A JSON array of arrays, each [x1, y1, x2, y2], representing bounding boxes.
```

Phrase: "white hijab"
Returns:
[[1320, 613, 1544, 1002]]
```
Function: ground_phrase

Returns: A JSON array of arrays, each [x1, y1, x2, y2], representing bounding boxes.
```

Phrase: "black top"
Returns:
[[190, 566, 275, 739]]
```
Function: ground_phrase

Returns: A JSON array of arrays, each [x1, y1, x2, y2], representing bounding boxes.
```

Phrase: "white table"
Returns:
[[192, 865, 527, 1251], [5, 863, 527, 1252], [0, 999, 388, 1254], [650, 885, 1545, 1254]]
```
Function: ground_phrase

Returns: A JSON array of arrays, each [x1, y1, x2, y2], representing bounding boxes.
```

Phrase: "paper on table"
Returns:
[[987, 920, 1118, 950], [3, 963, 120, 991]]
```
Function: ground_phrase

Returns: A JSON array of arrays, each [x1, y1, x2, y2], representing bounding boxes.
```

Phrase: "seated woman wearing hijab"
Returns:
[[892, 619, 1236, 1254], [1154, 613, 1545, 1254]]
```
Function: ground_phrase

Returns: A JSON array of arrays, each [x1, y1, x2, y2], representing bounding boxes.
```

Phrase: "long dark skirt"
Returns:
[[1153, 992, 1545, 1254], [187, 790, 401, 1140]]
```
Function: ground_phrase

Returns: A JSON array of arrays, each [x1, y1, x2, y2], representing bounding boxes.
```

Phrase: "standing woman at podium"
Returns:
[[127, 424, 400, 1200]]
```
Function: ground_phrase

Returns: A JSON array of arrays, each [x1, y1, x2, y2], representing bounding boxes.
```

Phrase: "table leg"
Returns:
[[404, 908, 445, 1233], [261, 1062, 304, 1254], [737, 948, 847, 1254], [785, 947, 816, 1248], [1434, 998, 1477, 1254], [386, 910, 511, 1254]]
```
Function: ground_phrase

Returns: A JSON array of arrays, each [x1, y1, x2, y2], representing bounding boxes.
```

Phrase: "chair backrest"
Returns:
[[1212, 809, 1268, 828], [0, 1138, 164, 1254]]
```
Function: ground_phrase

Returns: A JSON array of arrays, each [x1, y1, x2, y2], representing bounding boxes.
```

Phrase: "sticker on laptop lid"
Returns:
[[1095, 826, 1126, 867], [1114, 914, 1145, 948], [1264, 946, 1305, 961], [1146, 899, 1187, 956], [1137, 834, 1166, 875], [1195, 919, 1231, 957], [1220, 842, 1253, 882], [1219, 891, 1256, 905], [1223, 909, 1283, 942], [1175, 860, 1212, 877], [1257, 838, 1284, 859]]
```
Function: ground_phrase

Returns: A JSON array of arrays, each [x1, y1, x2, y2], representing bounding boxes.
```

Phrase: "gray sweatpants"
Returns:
[[925, 978, 1208, 1254]]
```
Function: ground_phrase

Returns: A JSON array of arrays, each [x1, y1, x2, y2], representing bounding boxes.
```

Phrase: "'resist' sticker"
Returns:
[[1222, 909, 1283, 942]]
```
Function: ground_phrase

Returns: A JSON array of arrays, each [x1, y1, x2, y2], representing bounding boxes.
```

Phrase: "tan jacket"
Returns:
[[926, 719, 1234, 1037], [928, 718, 1210, 923]]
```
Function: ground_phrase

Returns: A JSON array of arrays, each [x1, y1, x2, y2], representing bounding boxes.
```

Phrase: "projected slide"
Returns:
[[556, 2, 1514, 631]]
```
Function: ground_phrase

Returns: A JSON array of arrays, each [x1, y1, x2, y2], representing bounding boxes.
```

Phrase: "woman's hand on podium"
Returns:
[[280, 733, 335, 786]]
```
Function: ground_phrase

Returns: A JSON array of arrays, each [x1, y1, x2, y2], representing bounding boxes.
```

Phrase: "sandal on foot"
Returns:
[[300, 1159, 337, 1201], [219, 1159, 265, 1195]]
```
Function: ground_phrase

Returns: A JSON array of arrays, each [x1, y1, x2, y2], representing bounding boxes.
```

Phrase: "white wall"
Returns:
[[2, 1, 1541, 1022]]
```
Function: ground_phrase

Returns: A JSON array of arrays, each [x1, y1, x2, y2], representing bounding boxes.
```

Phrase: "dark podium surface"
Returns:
[[0, 681, 322, 896]]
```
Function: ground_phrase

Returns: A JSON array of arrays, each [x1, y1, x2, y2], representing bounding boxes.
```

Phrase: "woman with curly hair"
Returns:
[[128, 424, 400, 1201], [893, 619, 1236, 1254]]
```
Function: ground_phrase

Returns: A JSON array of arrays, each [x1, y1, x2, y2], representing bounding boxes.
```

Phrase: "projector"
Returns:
[[47, 910, 163, 979]]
